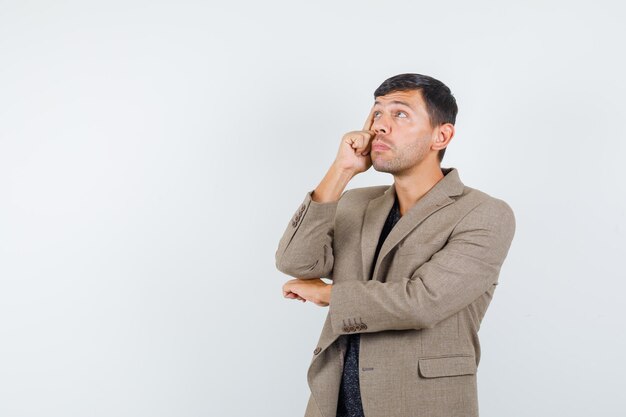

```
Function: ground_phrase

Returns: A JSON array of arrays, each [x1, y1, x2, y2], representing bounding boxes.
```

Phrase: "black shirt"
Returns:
[[336, 194, 401, 417]]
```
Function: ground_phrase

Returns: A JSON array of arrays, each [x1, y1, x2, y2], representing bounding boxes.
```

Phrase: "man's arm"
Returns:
[[274, 172, 349, 279], [328, 197, 516, 334], [275, 108, 376, 280]]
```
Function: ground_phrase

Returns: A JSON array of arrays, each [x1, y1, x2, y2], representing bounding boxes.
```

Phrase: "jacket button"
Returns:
[[349, 325, 356, 332], [299, 204, 306, 213], [313, 347, 321, 355], [343, 326, 350, 332], [291, 219, 298, 227]]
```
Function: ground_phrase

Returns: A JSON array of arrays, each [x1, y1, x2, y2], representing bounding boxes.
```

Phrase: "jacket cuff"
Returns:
[[303, 190, 340, 218], [329, 280, 368, 335]]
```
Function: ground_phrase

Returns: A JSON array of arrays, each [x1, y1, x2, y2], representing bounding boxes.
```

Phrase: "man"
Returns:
[[275, 73, 516, 417]]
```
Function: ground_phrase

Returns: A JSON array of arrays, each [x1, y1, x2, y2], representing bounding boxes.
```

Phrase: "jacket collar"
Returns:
[[361, 167, 465, 282]]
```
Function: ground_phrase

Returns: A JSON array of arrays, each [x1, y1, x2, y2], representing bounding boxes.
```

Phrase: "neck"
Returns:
[[392, 162, 445, 216]]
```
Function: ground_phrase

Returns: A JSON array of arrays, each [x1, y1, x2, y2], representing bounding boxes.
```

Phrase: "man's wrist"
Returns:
[[324, 283, 333, 304], [312, 165, 354, 203]]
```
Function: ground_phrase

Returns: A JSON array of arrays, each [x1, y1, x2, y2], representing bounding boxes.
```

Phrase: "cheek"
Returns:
[[400, 138, 430, 157], [399, 122, 423, 137], [397, 121, 427, 136]]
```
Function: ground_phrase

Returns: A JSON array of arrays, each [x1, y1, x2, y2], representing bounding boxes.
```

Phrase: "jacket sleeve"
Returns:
[[275, 189, 349, 279], [328, 197, 516, 334]]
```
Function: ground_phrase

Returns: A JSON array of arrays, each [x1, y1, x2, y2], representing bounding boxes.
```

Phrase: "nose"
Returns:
[[372, 113, 389, 135]]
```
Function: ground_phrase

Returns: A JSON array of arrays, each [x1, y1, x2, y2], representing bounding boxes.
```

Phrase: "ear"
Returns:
[[432, 123, 454, 151]]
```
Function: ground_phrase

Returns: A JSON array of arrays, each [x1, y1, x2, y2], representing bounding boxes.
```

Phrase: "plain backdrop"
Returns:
[[1, 1, 625, 416]]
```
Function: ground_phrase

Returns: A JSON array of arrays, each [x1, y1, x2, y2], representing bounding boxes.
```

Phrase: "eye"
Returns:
[[373, 110, 381, 118], [395, 111, 407, 118]]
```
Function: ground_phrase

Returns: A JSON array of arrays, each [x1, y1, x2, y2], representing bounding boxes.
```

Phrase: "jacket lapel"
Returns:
[[360, 187, 397, 282], [361, 167, 465, 283]]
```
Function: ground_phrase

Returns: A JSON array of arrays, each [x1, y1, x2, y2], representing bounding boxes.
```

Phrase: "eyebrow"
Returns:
[[374, 100, 414, 110]]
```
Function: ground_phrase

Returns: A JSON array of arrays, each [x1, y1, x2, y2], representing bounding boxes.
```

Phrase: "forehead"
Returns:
[[374, 89, 424, 109]]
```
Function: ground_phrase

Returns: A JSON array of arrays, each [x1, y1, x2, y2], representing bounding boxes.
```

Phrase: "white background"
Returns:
[[1, 1, 624, 416]]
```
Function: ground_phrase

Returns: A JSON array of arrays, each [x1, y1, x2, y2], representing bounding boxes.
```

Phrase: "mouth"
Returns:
[[372, 141, 391, 151]]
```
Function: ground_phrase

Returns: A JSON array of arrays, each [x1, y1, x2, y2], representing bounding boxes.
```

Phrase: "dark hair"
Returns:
[[374, 73, 458, 163]]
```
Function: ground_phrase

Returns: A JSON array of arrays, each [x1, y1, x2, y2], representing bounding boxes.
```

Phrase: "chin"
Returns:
[[372, 161, 394, 174]]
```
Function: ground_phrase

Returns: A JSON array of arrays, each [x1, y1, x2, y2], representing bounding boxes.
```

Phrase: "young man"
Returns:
[[275, 73, 516, 417]]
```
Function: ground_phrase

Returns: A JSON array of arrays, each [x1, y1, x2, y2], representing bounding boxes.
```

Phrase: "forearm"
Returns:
[[328, 267, 498, 334], [311, 164, 354, 203], [328, 198, 516, 335]]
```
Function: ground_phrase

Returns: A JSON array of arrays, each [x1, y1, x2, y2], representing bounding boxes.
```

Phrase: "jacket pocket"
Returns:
[[418, 354, 477, 378]]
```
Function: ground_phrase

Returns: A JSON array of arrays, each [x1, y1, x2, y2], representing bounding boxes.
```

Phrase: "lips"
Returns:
[[372, 142, 390, 151]]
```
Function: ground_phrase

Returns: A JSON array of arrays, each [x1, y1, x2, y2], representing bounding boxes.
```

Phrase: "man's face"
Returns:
[[370, 89, 437, 174]]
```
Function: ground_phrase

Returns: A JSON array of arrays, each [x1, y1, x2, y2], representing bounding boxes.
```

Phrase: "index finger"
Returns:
[[362, 106, 376, 131]]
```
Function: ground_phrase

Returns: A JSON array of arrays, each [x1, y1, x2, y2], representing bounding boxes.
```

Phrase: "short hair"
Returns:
[[374, 73, 458, 163]]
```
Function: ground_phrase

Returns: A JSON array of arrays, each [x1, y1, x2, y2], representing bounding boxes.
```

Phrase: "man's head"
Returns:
[[370, 73, 457, 174]]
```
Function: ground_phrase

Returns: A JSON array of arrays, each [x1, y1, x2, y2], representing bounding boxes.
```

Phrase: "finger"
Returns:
[[362, 106, 376, 131], [354, 133, 373, 150], [355, 132, 375, 154], [282, 281, 297, 293], [349, 135, 364, 150], [361, 133, 374, 156], [344, 131, 372, 149]]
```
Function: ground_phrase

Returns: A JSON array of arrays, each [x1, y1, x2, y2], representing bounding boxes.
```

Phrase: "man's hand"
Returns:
[[333, 107, 377, 175], [282, 278, 332, 307]]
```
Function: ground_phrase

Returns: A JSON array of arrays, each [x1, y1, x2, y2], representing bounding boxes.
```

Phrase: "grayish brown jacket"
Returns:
[[275, 167, 516, 417]]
